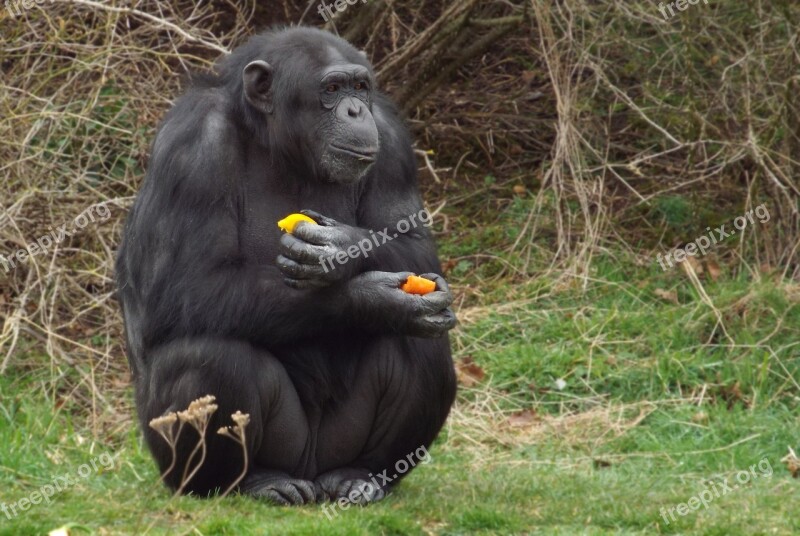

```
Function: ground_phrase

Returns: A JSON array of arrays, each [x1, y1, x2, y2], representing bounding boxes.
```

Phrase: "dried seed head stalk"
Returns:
[[218, 410, 251, 497]]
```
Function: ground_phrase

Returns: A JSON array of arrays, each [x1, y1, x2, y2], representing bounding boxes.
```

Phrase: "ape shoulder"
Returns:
[[373, 93, 412, 154], [147, 88, 243, 203]]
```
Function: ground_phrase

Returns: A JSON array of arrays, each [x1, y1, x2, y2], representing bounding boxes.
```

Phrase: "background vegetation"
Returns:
[[1, 0, 798, 534]]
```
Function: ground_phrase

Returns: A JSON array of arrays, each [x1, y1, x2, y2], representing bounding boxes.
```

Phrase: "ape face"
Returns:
[[316, 64, 380, 184], [242, 53, 380, 184]]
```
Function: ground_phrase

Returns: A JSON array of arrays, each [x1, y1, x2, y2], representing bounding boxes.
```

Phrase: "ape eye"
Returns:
[[325, 84, 339, 93], [355, 82, 369, 91]]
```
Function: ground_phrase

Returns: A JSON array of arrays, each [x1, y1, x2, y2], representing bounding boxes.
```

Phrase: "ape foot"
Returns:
[[315, 468, 387, 505], [240, 470, 317, 505]]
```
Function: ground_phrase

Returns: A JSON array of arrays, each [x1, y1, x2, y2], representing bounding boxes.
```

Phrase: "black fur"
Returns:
[[116, 27, 456, 502]]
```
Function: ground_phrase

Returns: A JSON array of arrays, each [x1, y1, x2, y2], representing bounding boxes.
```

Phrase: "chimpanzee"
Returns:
[[116, 26, 457, 505]]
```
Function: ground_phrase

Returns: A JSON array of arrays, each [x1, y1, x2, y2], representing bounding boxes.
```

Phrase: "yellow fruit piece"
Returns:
[[401, 275, 437, 295], [277, 213, 317, 233]]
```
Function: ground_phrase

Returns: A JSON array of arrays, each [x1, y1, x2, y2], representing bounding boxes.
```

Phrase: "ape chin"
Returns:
[[321, 144, 378, 184], [116, 26, 457, 505]]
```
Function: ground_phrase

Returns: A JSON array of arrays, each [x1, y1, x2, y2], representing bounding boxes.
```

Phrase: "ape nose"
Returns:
[[347, 99, 365, 120]]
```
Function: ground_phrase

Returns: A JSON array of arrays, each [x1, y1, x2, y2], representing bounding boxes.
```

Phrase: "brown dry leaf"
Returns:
[[705, 260, 722, 282], [508, 409, 537, 428], [654, 288, 679, 304], [512, 184, 526, 195], [441, 259, 457, 274], [455, 356, 485, 387], [707, 54, 720, 67], [780, 447, 800, 478], [521, 70, 535, 83]]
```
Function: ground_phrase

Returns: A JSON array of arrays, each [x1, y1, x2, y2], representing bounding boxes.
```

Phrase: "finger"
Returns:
[[259, 488, 290, 506], [277, 255, 328, 280], [409, 309, 457, 337], [358, 271, 415, 287], [313, 482, 329, 503], [336, 480, 371, 505], [424, 308, 457, 329], [416, 289, 453, 314], [415, 309, 456, 332], [363, 485, 385, 503], [391, 271, 417, 287], [300, 209, 337, 226], [279, 233, 333, 264], [336, 481, 354, 502], [294, 480, 317, 504], [438, 307, 458, 329], [293, 222, 339, 246], [364, 485, 385, 503], [419, 272, 449, 293], [276, 484, 305, 505], [345, 483, 369, 506]]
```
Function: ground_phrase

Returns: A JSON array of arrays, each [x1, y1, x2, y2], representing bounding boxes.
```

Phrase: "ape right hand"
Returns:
[[346, 271, 457, 338], [277, 211, 368, 289]]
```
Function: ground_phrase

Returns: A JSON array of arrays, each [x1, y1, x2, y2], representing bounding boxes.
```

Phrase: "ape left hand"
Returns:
[[277, 209, 368, 289]]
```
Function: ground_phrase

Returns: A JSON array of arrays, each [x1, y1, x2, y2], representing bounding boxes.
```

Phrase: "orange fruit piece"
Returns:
[[401, 275, 437, 295], [277, 213, 317, 234]]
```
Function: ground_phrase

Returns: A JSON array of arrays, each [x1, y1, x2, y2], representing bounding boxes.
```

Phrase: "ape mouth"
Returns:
[[330, 144, 379, 162]]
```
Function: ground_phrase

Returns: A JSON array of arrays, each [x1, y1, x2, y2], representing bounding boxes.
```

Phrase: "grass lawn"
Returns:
[[1, 250, 798, 535]]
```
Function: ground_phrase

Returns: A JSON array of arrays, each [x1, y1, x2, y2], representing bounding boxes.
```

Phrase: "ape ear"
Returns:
[[243, 60, 274, 115]]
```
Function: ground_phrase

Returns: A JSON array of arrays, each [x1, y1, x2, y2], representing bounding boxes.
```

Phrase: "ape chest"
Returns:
[[238, 189, 359, 266]]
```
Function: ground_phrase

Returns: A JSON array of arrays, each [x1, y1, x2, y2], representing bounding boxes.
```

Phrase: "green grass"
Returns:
[[1, 249, 798, 535]]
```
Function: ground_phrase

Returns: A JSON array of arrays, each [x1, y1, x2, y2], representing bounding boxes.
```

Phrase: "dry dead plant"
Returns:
[[148, 395, 251, 496], [217, 410, 251, 497]]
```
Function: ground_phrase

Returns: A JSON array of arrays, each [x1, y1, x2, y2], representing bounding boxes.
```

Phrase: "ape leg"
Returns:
[[137, 337, 315, 503], [314, 336, 456, 502]]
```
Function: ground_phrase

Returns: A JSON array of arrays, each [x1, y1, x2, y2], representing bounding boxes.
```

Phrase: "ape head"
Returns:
[[227, 28, 380, 185]]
